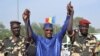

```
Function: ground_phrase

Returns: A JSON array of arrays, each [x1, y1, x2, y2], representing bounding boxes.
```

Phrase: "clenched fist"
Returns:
[[22, 9, 30, 22], [67, 2, 74, 16]]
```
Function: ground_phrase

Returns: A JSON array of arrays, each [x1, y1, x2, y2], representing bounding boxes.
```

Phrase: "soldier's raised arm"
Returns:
[[56, 2, 74, 41], [67, 2, 75, 44], [22, 9, 38, 41]]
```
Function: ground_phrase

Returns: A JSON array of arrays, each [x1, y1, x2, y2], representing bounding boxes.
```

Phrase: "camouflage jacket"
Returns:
[[69, 30, 97, 56], [0, 36, 25, 56]]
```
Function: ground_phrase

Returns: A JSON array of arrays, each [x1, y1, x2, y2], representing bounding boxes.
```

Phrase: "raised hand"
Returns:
[[67, 2, 74, 16], [22, 9, 30, 22]]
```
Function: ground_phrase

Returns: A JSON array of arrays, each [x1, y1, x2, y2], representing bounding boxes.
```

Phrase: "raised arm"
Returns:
[[58, 2, 74, 40], [22, 9, 38, 41], [67, 2, 75, 44], [67, 2, 74, 34]]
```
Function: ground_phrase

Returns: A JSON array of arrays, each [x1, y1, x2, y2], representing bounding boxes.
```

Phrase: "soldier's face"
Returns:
[[44, 29, 53, 38], [79, 24, 89, 36], [11, 23, 20, 36]]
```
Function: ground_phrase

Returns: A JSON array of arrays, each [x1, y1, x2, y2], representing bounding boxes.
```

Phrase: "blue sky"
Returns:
[[0, 0, 100, 29]]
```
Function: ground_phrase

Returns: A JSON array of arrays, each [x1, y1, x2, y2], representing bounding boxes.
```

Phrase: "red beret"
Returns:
[[79, 19, 91, 25]]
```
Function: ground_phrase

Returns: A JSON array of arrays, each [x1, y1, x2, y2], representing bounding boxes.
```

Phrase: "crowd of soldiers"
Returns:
[[0, 2, 100, 56]]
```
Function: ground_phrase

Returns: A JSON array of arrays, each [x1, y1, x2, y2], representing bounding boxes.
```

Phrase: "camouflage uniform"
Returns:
[[69, 30, 97, 56], [0, 40, 4, 56], [25, 42, 36, 56], [95, 43, 100, 56], [0, 36, 25, 56]]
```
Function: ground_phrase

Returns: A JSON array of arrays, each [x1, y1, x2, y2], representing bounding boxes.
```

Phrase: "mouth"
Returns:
[[46, 34, 52, 37], [15, 31, 19, 34]]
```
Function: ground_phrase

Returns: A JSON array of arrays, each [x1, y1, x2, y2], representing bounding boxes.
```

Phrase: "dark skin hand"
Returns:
[[67, 2, 74, 44], [22, 9, 30, 22], [67, 2, 74, 16], [67, 2, 74, 34], [22, 9, 32, 42]]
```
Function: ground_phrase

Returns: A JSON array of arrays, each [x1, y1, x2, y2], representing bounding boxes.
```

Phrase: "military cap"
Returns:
[[79, 19, 91, 25], [10, 20, 21, 25], [43, 23, 53, 29]]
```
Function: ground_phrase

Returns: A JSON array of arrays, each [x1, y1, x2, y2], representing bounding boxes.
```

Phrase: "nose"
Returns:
[[14, 28, 20, 31], [47, 30, 51, 33]]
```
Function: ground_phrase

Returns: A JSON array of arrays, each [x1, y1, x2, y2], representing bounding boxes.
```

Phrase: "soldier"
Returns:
[[0, 21, 25, 56], [67, 3, 97, 56]]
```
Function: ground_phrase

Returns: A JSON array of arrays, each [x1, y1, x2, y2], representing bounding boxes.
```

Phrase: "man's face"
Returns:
[[11, 23, 20, 36], [44, 28, 53, 38], [79, 24, 89, 36]]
